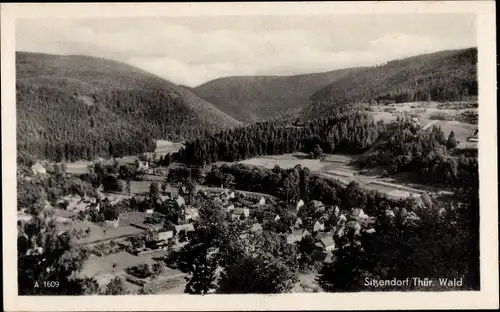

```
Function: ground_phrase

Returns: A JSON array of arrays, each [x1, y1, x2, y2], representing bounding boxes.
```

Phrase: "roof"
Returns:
[[233, 208, 250, 217], [296, 199, 305, 209], [320, 236, 336, 248], [158, 231, 174, 240], [263, 212, 278, 221], [315, 231, 328, 240], [175, 196, 185, 207], [313, 220, 325, 232], [311, 200, 324, 208], [175, 223, 195, 232], [31, 162, 46, 173], [251, 223, 262, 232]]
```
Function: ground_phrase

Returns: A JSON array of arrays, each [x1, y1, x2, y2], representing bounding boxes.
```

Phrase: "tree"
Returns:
[[161, 182, 167, 194], [102, 277, 128, 295], [446, 130, 458, 149], [18, 215, 94, 295], [125, 179, 132, 194], [316, 240, 370, 292], [102, 174, 122, 193], [311, 144, 324, 160], [218, 254, 296, 294], [149, 182, 159, 200]]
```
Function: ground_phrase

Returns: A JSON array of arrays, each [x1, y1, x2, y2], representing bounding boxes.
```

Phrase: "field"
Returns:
[[238, 152, 434, 199], [368, 101, 478, 151], [368, 101, 478, 126], [78, 250, 186, 293]]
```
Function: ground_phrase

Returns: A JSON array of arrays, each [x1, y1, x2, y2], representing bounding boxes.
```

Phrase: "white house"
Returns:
[[296, 199, 305, 211], [334, 206, 340, 217], [313, 220, 325, 232], [251, 223, 263, 233], [258, 197, 266, 206], [319, 236, 337, 252], [175, 196, 186, 208], [146, 208, 154, 215], [31, 162, 47, 175]]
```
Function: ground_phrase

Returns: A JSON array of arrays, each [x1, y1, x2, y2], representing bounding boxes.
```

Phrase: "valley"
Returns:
[[17, 47, 479, 295]]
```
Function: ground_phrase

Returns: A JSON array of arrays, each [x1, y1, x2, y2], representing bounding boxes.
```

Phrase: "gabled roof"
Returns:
[[251, 223, 262, 232], [313, 220, 325, 232], [175, 196, 185, 207], [320, 236, 335, 248]]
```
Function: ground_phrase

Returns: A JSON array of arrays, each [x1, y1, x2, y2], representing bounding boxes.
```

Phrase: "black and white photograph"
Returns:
[[2, 2, 498, 311]]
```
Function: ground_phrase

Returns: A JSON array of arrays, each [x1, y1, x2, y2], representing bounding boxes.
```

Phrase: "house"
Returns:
[[104, 219, 120, 229], [251, 223, 263, 233], [337, 214, 347, 224], [313, 220, 325, 232], [185, 207, 200, 221], [233, 208, 250, 218], [314, 231, 328, 241], [31, 162, 47, 175], [226, 204, 235, 212], [365, 228, 376, 234], [175, 196, 186, 208], [175, 223, 195, 234], [310, 200, 325, 210], [352, 208, 367, 219], [385, 209, 396, 219], [263, 212, 280, 223], [258, 197, 266, 206], [137, 161, 149, 172], [286, 229, 311, 245], [146, 230, 174, 249], [346, 221, 362, 235], [333, 206, 340, 217], [294, 217, 303, 228], [146, 208, 154, 215], [319, 236, 336, 252], [296, 199, 305, 211], [228, 191, 236, 199]]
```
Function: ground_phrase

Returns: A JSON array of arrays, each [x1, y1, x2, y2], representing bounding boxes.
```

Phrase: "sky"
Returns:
[[16, 14, 476, 87]]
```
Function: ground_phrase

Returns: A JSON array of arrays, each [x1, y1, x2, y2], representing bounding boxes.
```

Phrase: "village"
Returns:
[[18, 156, 382, 294]]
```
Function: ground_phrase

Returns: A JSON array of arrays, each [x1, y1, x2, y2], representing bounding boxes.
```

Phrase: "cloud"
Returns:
[[16, 15, 476, 86]]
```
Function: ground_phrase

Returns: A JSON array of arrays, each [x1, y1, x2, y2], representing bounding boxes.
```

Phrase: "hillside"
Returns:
[[307, 48, 477, 119], [16, 52, 241, 162], [192, 68, 365, 123]]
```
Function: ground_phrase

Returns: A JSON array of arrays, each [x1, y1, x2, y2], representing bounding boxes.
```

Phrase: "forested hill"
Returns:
[[16, 52, 241, 162], [192, 68, 365, 123], [307, 48, 477, 118]]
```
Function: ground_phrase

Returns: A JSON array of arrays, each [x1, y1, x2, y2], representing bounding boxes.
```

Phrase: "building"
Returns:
[[263, 212, 280, 223], [294, 217, 303, 228], [259, 197, 266, 206], [185, 207, 200, 221], [31, 162, 47, 175], [286, 229, 311, 245], [104, 219, 120, 229], [175, 196, 186, 208], [175, 223, 195, 234], [296, 199, 305, 211], [251, 223, 263, 233], [146, 208, 154, 215], [313, 220, 325, 232], [310, 200, 325, 211], [318, 236, 336, 252]]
